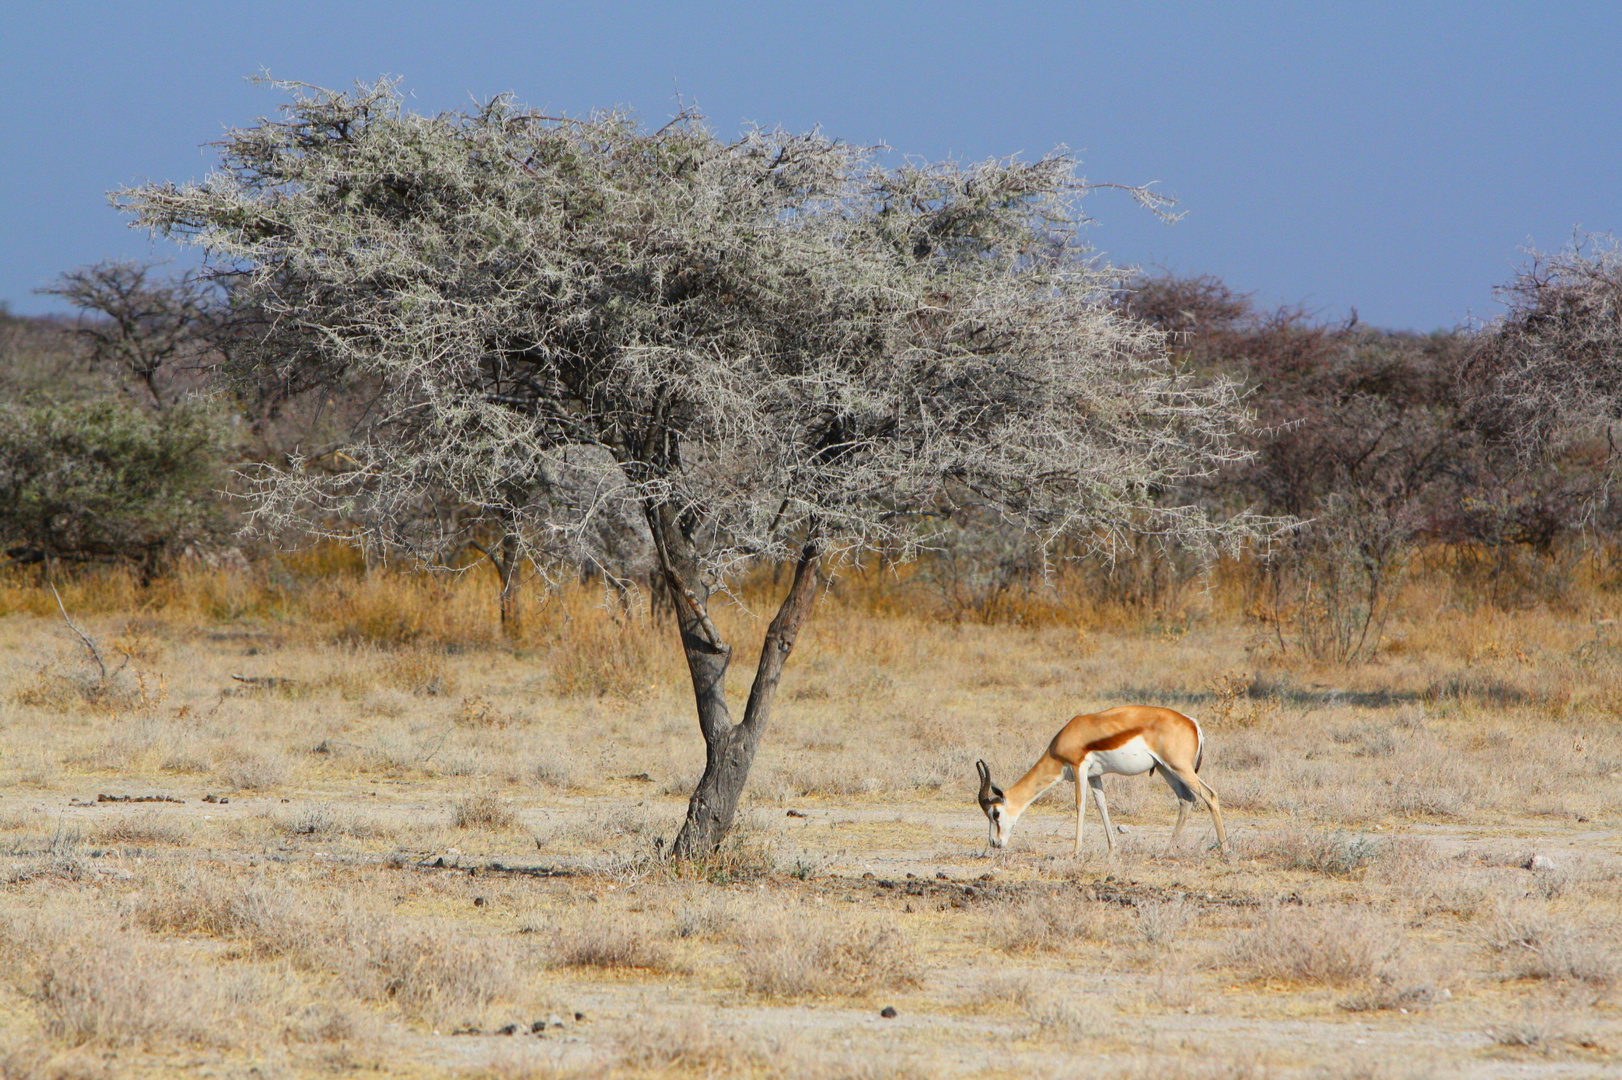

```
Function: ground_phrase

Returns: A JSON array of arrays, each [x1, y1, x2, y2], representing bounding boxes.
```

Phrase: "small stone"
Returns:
[[574, 1011, 586, 1021], [531, 1020, 547, 1034], [1524, 854, 1558, 872], [880, 1006, 897, 1019], [496, 1023, 518, 1036], [547, 1014, 566, 1029], [473, 896, 487, 907], [935, 871, 948, 880]]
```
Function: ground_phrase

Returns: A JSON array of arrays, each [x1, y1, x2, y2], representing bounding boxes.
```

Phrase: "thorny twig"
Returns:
[[48, 581, 129, 684]]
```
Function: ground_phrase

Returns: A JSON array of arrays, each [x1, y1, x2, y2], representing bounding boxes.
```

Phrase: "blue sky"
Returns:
[[3, 1, 1618, 331]]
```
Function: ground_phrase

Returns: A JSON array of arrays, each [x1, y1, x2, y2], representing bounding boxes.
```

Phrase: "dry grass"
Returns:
[[735, 909, 921, 998], [549, 908, 673, 972], [128, 866, 518, 1027], [452, 791, 519, 831], [1225, 904, 1401, 988], [0, 548, 1619, 1075], [984, 889, 1114, 952]]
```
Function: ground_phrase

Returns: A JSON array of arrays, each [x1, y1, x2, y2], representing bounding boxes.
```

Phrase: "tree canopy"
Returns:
[[123, 79, 1262, 577], [121, 78, 1272, 852]]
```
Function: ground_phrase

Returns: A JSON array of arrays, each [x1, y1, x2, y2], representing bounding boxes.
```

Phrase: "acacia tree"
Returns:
[[123, 79, 1269, 855], [1466, 237, 1622, 450], [41, 260, 215, 410], [1458, 238, 1622, 558]]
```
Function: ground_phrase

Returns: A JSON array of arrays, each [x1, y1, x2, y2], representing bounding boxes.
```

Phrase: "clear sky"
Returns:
[[3, 1, 1618, 331]]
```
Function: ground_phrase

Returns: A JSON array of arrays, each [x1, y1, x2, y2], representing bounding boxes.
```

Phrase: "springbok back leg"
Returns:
[[1167, 765, 1228, 854], [1169, 796, 1194, 847]]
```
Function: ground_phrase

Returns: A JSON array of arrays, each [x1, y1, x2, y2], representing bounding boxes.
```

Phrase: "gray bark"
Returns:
[[654, 501, 820, 858]]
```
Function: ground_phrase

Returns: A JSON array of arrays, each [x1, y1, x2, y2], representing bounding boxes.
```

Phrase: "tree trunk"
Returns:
[[496, 530, 522, 635], [651, 504, 820, 858]]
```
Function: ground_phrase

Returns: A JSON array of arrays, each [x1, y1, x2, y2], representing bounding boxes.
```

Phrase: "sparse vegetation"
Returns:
[[0, 552, 1615, 1075]]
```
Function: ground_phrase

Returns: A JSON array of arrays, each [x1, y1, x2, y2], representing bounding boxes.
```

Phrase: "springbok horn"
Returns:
[[976, 759, 992, 801]]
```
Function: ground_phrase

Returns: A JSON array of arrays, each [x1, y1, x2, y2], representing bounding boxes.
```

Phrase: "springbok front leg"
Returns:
[[1088, 772, 1116, 853], [1073, 768, 1087, 855]]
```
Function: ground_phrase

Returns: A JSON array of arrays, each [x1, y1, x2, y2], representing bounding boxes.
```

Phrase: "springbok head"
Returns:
[[976, 759, 1011, 848]]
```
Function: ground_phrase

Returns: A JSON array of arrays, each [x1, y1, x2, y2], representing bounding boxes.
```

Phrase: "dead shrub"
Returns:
[[451, 792, 517, 831], [1364, 835, 1443, 887], [4, 831, 94, 885], [1134, 895, 1197, 947], [134, 867, 515, 1023], [664, 817, 779, 885], [358, 923, 514, 1023], [1330, 721, 1398, 757], [214, 746, 291, 791], [135, 869, 316, 947], [1338, 974, 1444, 1013], [1267, 826, 1387, 877], [10, 665, 142, 715], [551, 913, 671, 972], [1226, 905, 1397, 987], [457, 694, 520, 728], [283, 1002, 360, 1044], [984, 890, 1112, 953], [27, 926, 269, 1048], [272, 805, 395, 840], [1487, 906, 1619, 987], [737, 914, 920, 998], [671, 892, 741, 940], [527, 755, 577, 790], [88, 812, 190, 848], [381, 649, 457, 697], [613, 1014, 764, 1076], [1023, 991, 1103, 1040]]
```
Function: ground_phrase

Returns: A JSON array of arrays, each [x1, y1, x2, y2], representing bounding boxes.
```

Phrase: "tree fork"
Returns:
[[671, 539, 820, 858]]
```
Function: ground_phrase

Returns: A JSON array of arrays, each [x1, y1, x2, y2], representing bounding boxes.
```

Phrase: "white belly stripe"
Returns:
[[1085, 735, 1158, 777]]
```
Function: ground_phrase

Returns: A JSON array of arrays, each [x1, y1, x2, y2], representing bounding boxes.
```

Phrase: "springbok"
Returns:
[[976, 705, 1227, 855]]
